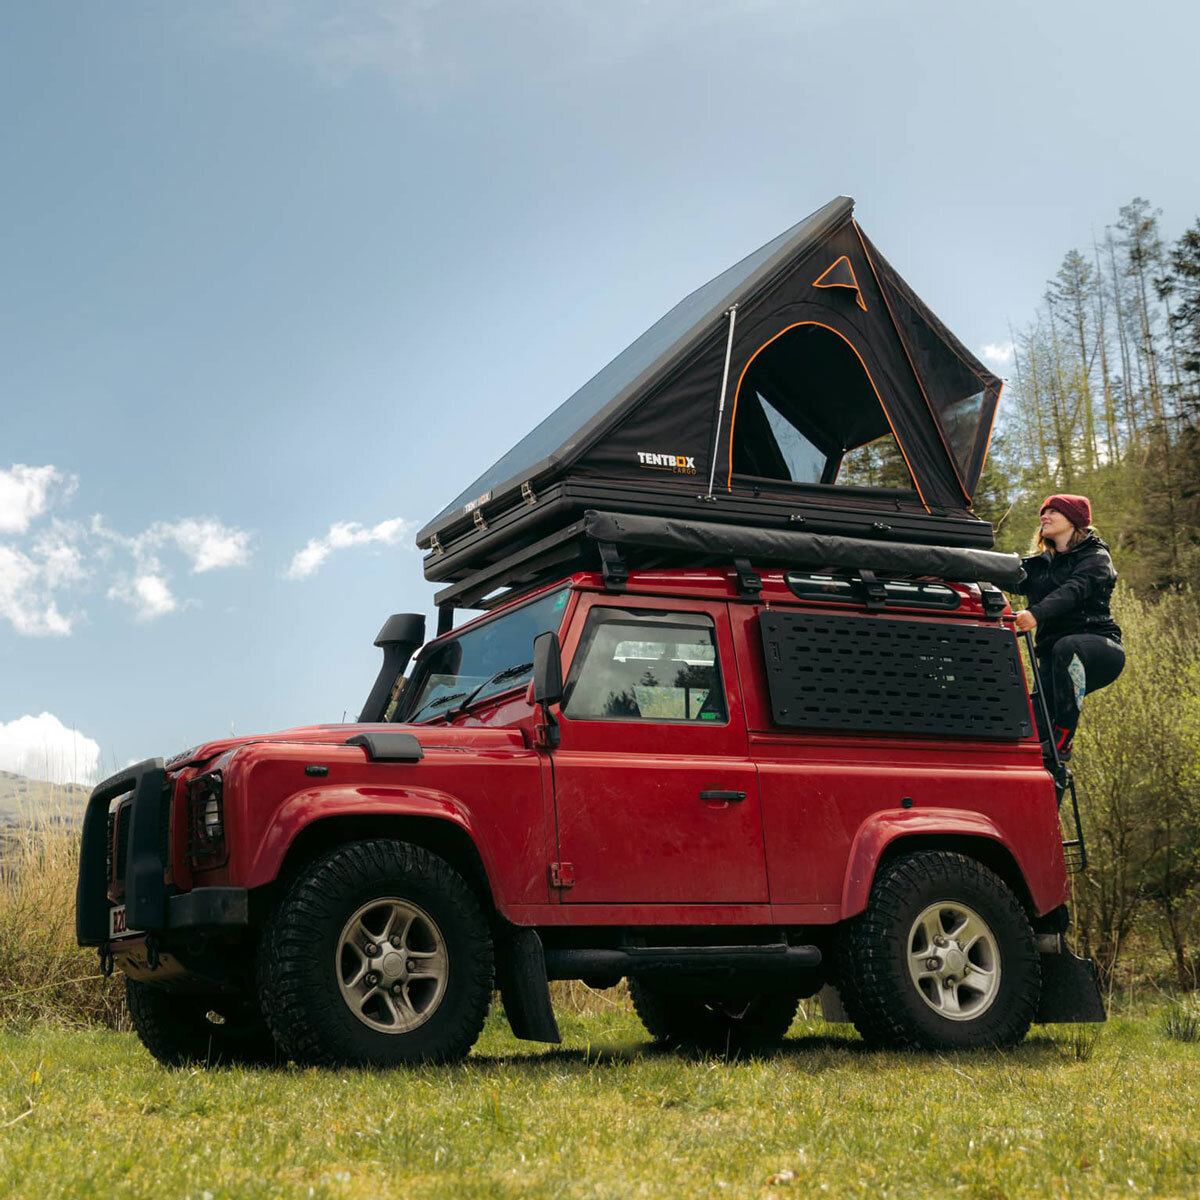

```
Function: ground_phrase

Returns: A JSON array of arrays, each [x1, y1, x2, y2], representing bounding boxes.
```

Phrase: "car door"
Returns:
[[549, 594, 768, 904]]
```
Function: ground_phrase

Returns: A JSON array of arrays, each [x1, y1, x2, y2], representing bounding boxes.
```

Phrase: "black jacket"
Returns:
[[1019, 534, 1121, 653]]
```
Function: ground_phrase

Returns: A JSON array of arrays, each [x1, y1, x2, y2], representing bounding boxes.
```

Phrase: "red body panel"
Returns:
[[171, 567, 1069, 930], [190, 726, 552, 912]]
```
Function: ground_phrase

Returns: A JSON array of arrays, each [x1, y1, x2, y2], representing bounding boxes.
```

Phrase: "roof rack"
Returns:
[[432, 509, 1022, 617]]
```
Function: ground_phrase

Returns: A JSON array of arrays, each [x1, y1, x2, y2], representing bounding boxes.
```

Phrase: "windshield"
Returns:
[[400, 587, 570, 723]]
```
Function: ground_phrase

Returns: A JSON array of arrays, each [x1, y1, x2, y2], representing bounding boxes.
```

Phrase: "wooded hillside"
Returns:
[[988, 198, 1200, 991]]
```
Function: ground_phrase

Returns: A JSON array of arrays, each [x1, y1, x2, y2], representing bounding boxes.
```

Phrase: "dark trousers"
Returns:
[[1036, 633, 1125, 750]]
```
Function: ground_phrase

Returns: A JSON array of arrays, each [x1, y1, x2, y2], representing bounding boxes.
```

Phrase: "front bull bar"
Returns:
[[76, 758, 169, 946]]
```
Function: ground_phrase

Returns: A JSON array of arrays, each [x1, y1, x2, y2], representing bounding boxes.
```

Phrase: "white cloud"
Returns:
[[980, 341, 1014, 369], [108, 573, 178, 622], [285, 516, 414, 580], [0, 544, 74, 636], [0, 469, 250, 635], [0, 464, 74, 534], [153, 518, 252, 573], [93, 515, 252, 574], [91, 513, 251, 622], [32, 521, 88, 589], [0, 712, 100, 785]]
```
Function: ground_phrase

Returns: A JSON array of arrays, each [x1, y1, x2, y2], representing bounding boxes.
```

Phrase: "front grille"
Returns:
[[112, 800, 132, 896], [160, 780, 174, 878]]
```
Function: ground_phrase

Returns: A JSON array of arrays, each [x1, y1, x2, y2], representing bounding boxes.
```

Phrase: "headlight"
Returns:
[[186, 771, 226, 867], [203, 796, 223, 836]]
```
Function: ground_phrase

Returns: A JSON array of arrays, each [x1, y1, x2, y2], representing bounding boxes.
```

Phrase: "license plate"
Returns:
[[109, 904, 141, 939]]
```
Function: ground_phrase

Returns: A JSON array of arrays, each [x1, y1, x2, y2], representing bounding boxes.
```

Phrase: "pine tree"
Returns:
[[1168, 220, 1200, 416]]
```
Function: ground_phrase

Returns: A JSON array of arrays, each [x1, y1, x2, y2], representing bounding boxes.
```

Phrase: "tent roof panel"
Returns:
[[420, 196, 854, 540]]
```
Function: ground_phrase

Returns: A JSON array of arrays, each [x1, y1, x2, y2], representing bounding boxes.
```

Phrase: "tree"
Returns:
[[1049, 249, 1100, 468], [1168, 220, 1200, 415]]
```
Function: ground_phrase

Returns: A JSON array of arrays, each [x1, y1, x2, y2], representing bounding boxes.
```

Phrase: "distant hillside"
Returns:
[[0, 770, 91, 828]]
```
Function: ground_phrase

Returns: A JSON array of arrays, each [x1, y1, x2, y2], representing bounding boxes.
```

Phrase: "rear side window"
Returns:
[[563, 609, 727, 724]]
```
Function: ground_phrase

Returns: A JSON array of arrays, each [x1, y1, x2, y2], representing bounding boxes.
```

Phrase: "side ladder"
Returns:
[[1020, 629, 1087, 873]]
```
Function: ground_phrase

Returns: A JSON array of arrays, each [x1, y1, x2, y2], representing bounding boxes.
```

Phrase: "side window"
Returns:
[[562, 609, 728, 724]]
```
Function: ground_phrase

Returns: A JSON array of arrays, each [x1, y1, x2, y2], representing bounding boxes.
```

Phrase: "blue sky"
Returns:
[[2, 0, 1196, 782]]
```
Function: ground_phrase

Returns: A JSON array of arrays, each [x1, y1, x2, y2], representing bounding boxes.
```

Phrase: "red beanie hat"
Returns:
[[1040, 493, 1092, 528]]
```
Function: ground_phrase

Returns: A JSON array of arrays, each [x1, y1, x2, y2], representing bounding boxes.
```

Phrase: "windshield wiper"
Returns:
[[408, 691, 471, 723], [442, 662, 534, 723]]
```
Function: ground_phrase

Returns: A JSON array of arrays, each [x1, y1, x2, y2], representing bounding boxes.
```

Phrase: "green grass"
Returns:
[[2, 1009, 1199, 1199]]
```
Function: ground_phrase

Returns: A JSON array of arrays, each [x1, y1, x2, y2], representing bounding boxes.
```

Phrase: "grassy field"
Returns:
[[2, 1006, 1199, 1199]]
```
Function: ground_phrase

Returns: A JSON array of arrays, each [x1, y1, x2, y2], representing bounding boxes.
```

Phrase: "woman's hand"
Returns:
[[1014, 610, 1037, 632]]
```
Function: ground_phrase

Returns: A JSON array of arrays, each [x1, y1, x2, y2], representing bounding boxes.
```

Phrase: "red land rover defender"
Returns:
[[77, 196, 1103, 1063], [77, 559, 1102, 1066]]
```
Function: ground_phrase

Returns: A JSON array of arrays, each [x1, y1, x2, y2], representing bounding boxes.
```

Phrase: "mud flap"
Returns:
[[1035, 947, 1107, 1023], [496, 927, 562, 1044]]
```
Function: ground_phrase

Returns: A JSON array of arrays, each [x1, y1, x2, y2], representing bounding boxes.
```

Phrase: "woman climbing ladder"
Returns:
[[1015, 494, 1125, 762]]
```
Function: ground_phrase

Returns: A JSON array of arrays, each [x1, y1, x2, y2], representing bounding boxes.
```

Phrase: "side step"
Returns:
[[544, 943, 822, 979]]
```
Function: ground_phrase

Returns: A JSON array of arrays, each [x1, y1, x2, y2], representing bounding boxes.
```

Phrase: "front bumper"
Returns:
[[76, 757, 249, 947]]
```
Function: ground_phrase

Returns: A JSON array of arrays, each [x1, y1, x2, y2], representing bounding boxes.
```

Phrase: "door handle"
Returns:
[[699, 790, 747, 802]]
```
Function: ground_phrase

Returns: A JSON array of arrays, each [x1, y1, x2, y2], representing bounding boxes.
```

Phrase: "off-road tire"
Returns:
[[628, 976, 799, 1056], [257, 840, 493, 1067], [126, 979, 282, 1067], [837, 851, 1040, 1050]]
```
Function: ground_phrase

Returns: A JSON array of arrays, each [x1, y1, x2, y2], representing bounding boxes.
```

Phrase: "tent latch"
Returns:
[[521, 481, 537, 507], [429, 534, 444, 556], [872, 521, 893, 535], [473, 508, 489, 533], [788, 514, 807, 527]]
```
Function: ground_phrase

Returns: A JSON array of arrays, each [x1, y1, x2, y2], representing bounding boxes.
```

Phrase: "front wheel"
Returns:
[[838, 851, 1040, 1050], [257, 840, 494, 1067]]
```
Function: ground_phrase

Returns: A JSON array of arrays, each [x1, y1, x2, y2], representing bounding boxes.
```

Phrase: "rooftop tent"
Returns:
[[418, 196, 1002, 589]]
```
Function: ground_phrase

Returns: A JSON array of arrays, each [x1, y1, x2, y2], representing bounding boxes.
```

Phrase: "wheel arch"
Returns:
[[841, 810, 1041, 921], [254, 813, 496, 919]]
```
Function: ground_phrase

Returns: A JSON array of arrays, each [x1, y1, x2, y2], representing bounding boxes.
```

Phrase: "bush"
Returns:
[[0, 798, 127, 1031], [1070, 586, 1200, 992]]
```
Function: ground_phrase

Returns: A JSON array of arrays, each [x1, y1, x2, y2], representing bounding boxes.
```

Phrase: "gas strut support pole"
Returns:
[[703, 304, 739, 500]]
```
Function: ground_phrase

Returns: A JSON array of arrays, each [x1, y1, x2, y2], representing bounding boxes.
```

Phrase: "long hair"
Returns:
[[1029, 524, 1095, 556]]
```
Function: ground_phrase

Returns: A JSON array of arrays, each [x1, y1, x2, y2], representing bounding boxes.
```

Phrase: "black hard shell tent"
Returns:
[[418, 197, 1003, 601]]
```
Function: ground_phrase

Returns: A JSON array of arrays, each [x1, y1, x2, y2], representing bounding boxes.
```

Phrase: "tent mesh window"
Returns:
[[759, 611, 1033, 739], [731, 325, 917, 493], [837, 433, 913, 490]]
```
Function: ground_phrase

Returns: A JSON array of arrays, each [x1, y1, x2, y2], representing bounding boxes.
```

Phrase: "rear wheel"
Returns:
[[838, 851, 1040, 1050], [126, 979, 281, 1067], [257, 840, 494, 1067], [629, 976, 799, 1056]]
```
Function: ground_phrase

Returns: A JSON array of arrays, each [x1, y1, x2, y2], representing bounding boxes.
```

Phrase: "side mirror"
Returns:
[[532, 631, 563, 706], [532, 631, 563, 748]]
